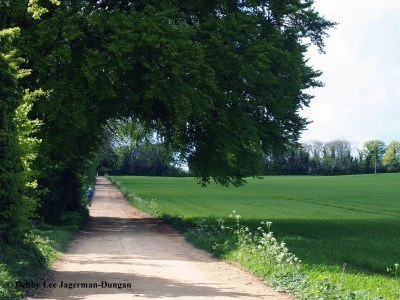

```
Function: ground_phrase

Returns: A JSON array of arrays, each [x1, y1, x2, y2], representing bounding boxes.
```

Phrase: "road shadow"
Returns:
[[30, 270, 272, 299]]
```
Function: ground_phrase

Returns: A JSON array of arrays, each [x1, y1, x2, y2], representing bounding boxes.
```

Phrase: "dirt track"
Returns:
[[29, 177, 292, 299]]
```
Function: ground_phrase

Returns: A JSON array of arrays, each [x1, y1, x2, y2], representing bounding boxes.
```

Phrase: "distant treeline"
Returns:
[[97, 120, 189, 177], [263, 140, 400, 175], [98, 142, 189, 177], [99, 138, 400, 177]]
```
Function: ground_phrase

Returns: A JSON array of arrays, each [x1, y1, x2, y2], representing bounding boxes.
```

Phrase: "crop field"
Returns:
[[113, 174, 400, 298]]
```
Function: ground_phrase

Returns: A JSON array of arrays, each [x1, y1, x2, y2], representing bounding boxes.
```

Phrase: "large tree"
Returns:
[[8, 0, 334, 218], [363, 140, 387, 174], [382, 141, 400, 172]]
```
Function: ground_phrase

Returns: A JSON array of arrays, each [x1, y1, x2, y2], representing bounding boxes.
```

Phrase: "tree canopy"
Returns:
[[1, 0, 335, 236]]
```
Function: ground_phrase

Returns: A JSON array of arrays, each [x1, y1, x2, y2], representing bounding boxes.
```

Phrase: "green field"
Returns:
[[114, 174, 400, 298]]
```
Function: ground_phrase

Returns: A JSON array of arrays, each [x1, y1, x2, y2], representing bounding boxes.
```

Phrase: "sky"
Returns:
[[300, 0, 400, 148]]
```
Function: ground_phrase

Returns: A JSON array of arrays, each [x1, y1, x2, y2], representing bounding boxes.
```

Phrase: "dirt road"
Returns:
[[30, 177, 292, 299]]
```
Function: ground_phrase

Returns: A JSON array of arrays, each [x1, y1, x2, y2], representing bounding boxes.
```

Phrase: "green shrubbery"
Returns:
[[0, 27, 26, 243], [0, 233, 54, 300], [0, 23, 88, 299], [0, 211, 86, 299]]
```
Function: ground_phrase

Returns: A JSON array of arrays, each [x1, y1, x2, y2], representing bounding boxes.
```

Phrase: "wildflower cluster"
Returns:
[[213, 211, 301, 269], [254, 221, 301, 269], [135, 196, 160, 215], [217, 211, 301, 271]]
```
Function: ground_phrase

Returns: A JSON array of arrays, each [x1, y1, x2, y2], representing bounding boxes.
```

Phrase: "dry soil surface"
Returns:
[[28, 176, 293, 299]]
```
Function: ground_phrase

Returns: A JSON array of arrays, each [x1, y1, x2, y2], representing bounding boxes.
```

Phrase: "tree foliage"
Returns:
[[363, 140, 387, 173], [382, 141, 400, 172], [0, 27, 41, 242], [2, 1, 335, 226]]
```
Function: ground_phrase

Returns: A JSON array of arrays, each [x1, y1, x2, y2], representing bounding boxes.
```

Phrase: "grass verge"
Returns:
[[108, 175, 400, 300], [0, 211, 87, 299]]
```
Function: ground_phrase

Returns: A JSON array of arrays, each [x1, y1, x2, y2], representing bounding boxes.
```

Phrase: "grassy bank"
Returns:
[[0, 212, 87, 299], [110, 174, 400, 299]]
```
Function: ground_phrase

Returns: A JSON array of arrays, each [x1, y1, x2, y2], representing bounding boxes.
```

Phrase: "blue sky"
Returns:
[[300, 0, 400, 148]]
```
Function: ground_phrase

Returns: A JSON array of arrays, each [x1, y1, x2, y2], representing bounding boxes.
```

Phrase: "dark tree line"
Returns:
[[264, 139, 400, 175]]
